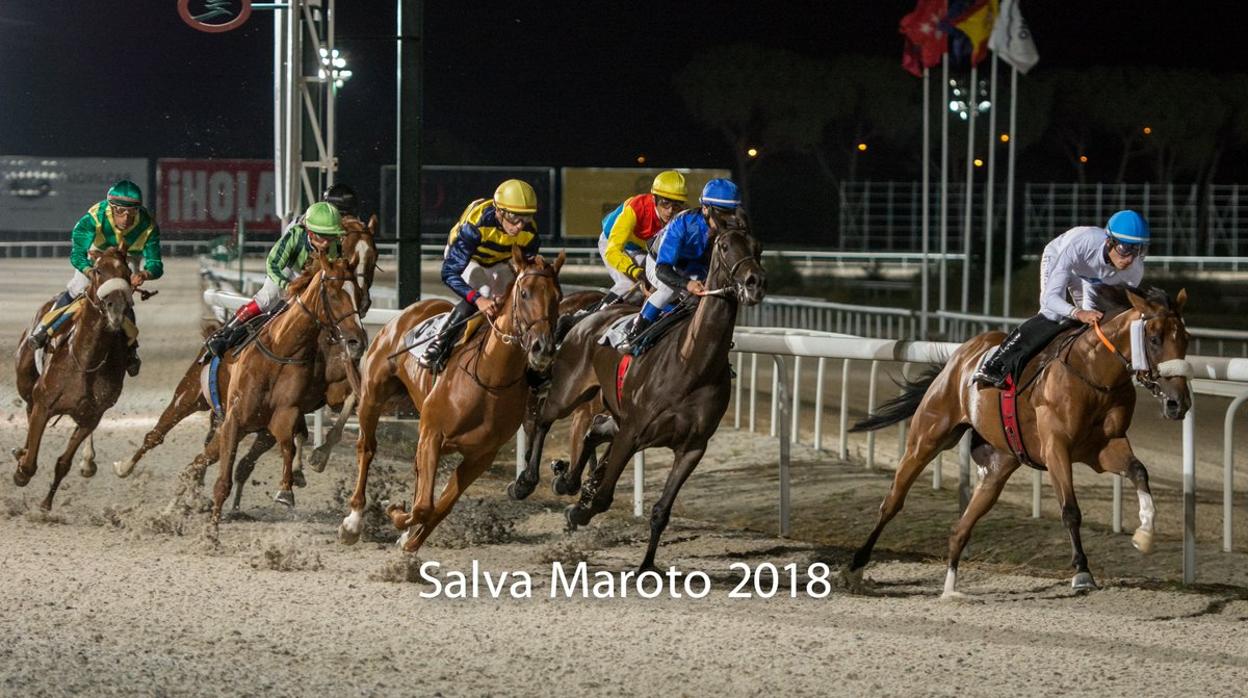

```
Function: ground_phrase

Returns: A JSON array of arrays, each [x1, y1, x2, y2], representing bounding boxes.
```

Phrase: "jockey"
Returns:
[[597, 170, 687, 306], [322, 182, 359, 221], [618, 178, 741, 351], [205, 201, 345, 357], [973, 210, 1149, 388], [28, 179, 161, 377], [419, 179, 541, 372]]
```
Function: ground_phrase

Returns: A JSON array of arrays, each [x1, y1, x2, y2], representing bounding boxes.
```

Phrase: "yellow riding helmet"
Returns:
[[493, 179, 538, 215], [651, 170, 687, 202]]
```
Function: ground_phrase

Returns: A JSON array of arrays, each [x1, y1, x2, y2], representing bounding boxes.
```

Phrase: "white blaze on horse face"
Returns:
[[1138, 490, 1155, 532]]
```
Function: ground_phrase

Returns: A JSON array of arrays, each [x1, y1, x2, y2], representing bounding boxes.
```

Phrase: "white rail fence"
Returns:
[[203, 285, 1248, 584]]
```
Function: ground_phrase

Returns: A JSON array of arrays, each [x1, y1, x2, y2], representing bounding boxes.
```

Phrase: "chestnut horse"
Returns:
[[848, 286, 1192, 596], [112, 216, 378, 487], [514, 214, 765, 570], [338, 247, 564, 550], [12, 248, 150, 509], [198, 255, 366, 524]]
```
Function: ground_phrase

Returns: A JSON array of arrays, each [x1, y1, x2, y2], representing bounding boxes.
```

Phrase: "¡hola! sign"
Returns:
[[177, 0, 252, 34]]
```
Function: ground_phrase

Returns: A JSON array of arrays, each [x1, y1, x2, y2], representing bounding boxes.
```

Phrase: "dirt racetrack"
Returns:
[[1, 259, 1246, 696]]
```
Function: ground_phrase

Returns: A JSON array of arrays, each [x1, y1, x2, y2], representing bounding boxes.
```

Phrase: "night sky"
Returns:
[[1, 1, 1245, 234]]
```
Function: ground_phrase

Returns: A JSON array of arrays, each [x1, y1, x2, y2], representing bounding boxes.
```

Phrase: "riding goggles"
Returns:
[[498, 209, 535, 226], [1108, 236, 1147, 259]]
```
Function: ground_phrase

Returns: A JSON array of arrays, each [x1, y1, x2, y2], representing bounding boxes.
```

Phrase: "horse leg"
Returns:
[[79, 433, 97, 478], [639, 443, 707, 572], [42, 421, 97, 511], [232, 431, 276, 512], [13, 401, 51, 487], [402, 450, 495, 553], [566, 436, 633, 530], [166, 433, 221, 514], [309, 393, 355, 472], [270, 407, 301, 508], [1043, 438, 1096, 590], [291, 419, 308, 488], [941, 445, 1021, 599], [1097, 437, 1156, 554], [557, 409, 613, 496], [508, 418, 548, 501], [389, 429, 443, 537], [847, 419, 969, 585], [115, 367, 207, 477], [339, 381, 392, 545], [210, 417, 244, 525]]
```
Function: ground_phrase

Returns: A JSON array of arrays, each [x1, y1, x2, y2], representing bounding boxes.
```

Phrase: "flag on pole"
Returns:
[[949, 0, 998, 66], [900, 0, 948, 77], [989, 0, 1039, 73]]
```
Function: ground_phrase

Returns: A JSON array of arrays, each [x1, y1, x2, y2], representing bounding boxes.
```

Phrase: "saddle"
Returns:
[[994, 324, 1088, 470], [402, 311, 485, 360], [598, 302, 696, 357]]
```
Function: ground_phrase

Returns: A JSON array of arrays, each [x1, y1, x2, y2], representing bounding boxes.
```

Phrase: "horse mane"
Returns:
[[286, 269, 317, 298], [1095, 285, 1174, 320]]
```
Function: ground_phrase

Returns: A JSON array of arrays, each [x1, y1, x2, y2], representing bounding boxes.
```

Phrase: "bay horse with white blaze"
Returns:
[[12, 248, 150, 509], [338, 247, 564, 551], [514, 212, 765, 570], [848, 286, 1191, 596]]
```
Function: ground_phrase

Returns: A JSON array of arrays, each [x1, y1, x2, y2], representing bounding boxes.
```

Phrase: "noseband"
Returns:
[[1091, 311, 1192, 401], [485, 266, 560, 345]]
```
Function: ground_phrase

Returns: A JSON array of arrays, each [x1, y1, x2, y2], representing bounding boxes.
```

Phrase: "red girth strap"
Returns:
[[999, 374, 1036, 466], [616, 355, 633, 405]]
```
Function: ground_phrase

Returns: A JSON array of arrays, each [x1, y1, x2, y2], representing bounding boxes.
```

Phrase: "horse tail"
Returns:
[[850, 364, 943, 433]]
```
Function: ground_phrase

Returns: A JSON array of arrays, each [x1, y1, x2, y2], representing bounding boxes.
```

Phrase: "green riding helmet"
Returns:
[[106, 180, 143, 208], [303, 201, 345, 235]]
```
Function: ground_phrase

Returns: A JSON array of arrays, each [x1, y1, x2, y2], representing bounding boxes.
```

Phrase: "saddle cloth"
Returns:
[[402, 312, 485, 359], [598, 314, 635, 350]]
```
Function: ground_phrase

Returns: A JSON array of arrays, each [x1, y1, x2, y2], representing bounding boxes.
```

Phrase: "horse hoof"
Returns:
[[1071, 571, 1098, 591], [841, 566, 866, 593], [1132, 529, 1154, 555], [13, 471, 31, 488], [550, 458, 569, 476], [80, 460, 97, 478], [396, 529, 411, 549], [291, 470, 307, 488], [563, 506, 580, 532], [552, 476, 578, 496], [507, 478, 534, 501], [113, 458, 136, 478], [940, 591, 974, 603], [338, 523, 361, 546], [307, 448, 330, 473], [274, 490, 295, 508]]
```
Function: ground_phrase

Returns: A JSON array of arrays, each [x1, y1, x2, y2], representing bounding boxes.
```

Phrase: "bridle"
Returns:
[[463, 265, 561, 390], [255, 271, 359, 365], [700, 228, 757, 301], [1089, 310, 1192, 401]]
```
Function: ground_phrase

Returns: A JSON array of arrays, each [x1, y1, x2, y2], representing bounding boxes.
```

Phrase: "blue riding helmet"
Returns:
[[700, 178, 741, 210], [1105, 210, 1150, 256]]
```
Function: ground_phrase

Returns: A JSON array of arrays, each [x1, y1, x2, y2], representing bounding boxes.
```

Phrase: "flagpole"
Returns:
[[983, 54, 999, 314], [921, 66, 930, 339], [939, 55, 949, 334], [961, 63, 976, 314], [1003, 63, 1018, 317]]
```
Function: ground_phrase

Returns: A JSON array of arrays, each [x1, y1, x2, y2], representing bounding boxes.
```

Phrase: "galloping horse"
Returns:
[[848, 287, 1191, 595], [514, 213, 765, 570], [338, 247, 564, 550], [112, 215, 378, 486], [198, 255, 366, 523], [12, 248, 149, 509]]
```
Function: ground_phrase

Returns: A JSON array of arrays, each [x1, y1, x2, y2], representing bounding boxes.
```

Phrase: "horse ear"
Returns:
[[553, 250, 566, 275], [1175, 288, 1188, 313], [368, 214, 378, 235], [511, 244, 526, 271], [1126, 287, 1153, 314]]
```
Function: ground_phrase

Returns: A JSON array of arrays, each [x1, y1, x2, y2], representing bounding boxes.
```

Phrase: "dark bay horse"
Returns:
[[198, 256, 366, 524], [113, 219, 378, 487], [515, 214, 765, 570], [848, 287, 1191, 596], [338, 247, 564, 550], [12, 248, 148, 509]]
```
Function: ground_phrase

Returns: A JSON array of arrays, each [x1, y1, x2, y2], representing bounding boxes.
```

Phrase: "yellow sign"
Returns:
[[560, 167, 732, 238]]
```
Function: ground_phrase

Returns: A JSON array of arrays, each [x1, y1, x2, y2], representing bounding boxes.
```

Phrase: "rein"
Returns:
[[254, 272, 357, 366], [463, 266, 560, 390]]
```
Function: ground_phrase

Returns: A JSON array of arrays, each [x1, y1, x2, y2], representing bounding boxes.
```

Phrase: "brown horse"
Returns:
[[12, 248, 147, 509], [197, 255, 366, 523], [515, 214, 765, 570], [338, 247, 565, 550], [112, 215, 378, 486], [847, 286, 1192, 596]]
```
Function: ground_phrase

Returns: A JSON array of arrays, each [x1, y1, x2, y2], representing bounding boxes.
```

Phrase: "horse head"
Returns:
[[1125, 287, 1192, 420], [506, 245, 565, 373], [290, 255, 368, 363], [706, 209, 766, 306], [341, 214, 378, 316], [88, 247, 133, 333]]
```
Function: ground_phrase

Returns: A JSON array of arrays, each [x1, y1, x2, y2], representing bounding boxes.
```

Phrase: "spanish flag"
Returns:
[[951, 0, 998, 66]]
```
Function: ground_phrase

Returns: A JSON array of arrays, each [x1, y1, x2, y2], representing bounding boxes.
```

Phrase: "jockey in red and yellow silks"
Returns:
[[596, 170, 687, 306]]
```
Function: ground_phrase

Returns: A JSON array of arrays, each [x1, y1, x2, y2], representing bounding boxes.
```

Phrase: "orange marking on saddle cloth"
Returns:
[[616, 355, 633, 405], [998, 375, 1035, 466]]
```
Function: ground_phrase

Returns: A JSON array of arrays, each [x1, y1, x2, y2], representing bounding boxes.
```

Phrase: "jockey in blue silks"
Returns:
[[618, 178, 741, 350]]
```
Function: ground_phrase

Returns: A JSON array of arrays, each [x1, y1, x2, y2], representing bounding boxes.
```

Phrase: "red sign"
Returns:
[[178, 0, 252, 33], [157, 159, 281, 231]]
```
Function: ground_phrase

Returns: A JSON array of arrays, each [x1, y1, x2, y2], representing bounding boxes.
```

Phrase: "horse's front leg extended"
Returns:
[[13, 401, 51, 487], [1097, 437, 1156, 554], [270, 407, 301, 508]]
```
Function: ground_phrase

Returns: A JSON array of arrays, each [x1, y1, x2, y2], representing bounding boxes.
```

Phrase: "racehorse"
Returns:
[[198, 255, 366, 524], [847, 286, 1191, 596], [113, 219, 378, 502], [338, 247, 564, 550], [12, 248, 150, 509], [513, 212, 765, 570]]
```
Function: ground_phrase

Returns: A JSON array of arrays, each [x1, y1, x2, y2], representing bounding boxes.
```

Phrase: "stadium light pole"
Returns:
[[396, 0, 423, 305]]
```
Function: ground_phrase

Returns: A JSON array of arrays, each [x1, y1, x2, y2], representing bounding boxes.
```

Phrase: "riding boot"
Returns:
[[419, 301, 475, 372], [27, 291, 75, 349], [974, 315, 1070, 388], [617, 314, 653, 354], [207, 300, 263, 358]]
